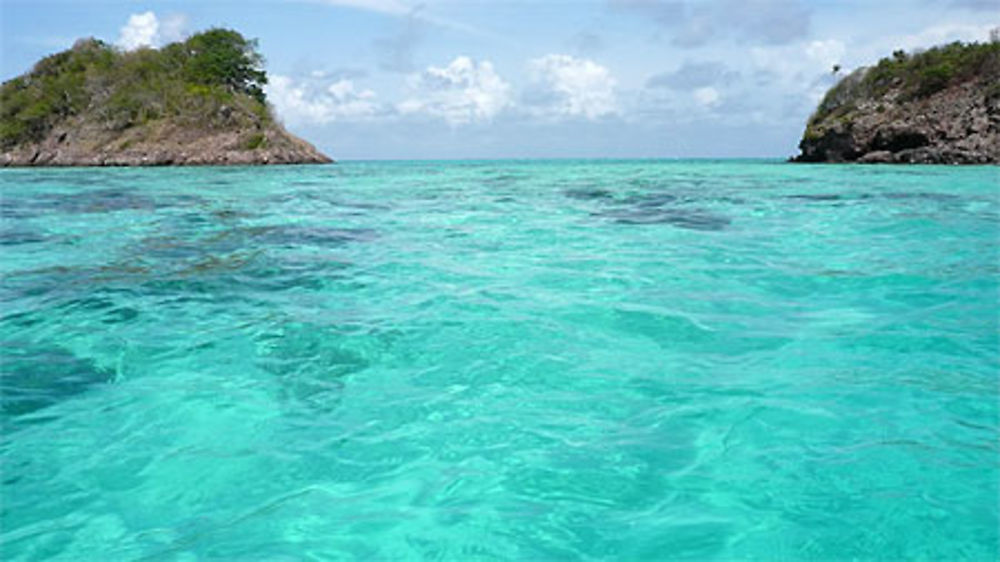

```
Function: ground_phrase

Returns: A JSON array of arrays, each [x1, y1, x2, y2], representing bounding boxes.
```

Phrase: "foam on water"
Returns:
[[1, 160, 997, 560]]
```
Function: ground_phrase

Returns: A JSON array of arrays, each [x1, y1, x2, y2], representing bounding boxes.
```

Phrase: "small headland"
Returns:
[[793, 38, 999, 164], [1, 29, 331, 167]]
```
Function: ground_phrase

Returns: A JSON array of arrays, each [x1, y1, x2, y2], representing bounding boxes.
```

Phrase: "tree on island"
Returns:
[[172, 28, 268, 104]]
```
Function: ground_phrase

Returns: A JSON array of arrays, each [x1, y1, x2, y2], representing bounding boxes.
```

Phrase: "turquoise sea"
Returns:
[[1, 160, 997, 560]]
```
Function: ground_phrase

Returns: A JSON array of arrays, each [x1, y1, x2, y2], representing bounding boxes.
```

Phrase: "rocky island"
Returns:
[[1, 29, 331, 166], [793, 39, 999, 164]]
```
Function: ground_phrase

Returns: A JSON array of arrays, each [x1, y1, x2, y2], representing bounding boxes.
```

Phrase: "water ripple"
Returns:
[[0, 161, 997, 560]]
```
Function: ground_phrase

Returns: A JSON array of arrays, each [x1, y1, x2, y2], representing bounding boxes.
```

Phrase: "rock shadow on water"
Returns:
[[482, 171, 529, 186], [1, 343, 113, 426], [141, 224, 375, 259], [564, 187, 616, 201], [0, 200, 38, 220], [786, 193, 849, 202], [0, 229, 48, 246], [131, 223, 374, 293], [599, 207, 731, 230], [2, 261, 154, 303], [882, 191, 961, 201], [786, 192, 967, 207], [55, 294, 141, 325], [3, 224, 365, 306], [36, 188, 157, 214], [619, 192, 732, 231], [257, 225, 377, 247], [629, 193, 681, 207], [254, 323, 390, 413], [565, 188, 731, 231], [3, 188, 206, 220]]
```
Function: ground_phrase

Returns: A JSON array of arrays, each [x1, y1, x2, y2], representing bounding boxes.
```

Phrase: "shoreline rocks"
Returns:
[[1, 121, 331, 167]]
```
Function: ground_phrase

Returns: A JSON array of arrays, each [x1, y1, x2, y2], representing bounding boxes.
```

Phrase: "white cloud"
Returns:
[[118, 12, 159, 50], [267, 75, 381, 125], [116, 11, 188, 50], [398, 56, 512, 125], [693, 86, 721, 108], [527, 54, 618, 120]]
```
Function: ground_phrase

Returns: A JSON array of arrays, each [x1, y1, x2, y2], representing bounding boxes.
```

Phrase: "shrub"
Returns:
[[181, 29, 268, 104], [244, 133, 266, 150]]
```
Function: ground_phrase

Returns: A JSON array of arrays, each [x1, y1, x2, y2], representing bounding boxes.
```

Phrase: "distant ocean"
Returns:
[[2, 160, 997, 560]]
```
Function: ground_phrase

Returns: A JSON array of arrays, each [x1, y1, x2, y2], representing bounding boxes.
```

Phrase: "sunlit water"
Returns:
[[1, 160, 997, 560]]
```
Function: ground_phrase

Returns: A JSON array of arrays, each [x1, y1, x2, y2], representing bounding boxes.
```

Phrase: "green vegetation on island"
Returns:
[[0, 29, 330, 166], [806, 40, 1000, 133]]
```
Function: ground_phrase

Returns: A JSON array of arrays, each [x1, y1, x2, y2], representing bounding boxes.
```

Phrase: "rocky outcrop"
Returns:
[[793, 40, 1000, 164], [0, 118, 331, 167], [1, 32, 332, 167]]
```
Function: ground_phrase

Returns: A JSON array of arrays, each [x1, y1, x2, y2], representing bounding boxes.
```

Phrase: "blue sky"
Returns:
[[1, 1, 996, 159]]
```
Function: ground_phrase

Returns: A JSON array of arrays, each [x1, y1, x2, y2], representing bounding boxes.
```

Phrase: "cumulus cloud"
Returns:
[[118, 12, 159, 50], [117, 11, 188, 50], [398, 56, 512, 125], [527, 54, 618, 120], [267, 75, 381, 125], [638, 36, 841, 125]]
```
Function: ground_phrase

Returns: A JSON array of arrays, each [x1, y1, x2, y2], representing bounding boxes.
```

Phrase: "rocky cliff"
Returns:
[[793, 40, 999, 164], [0, 116, 331, 167], [1, 30, 331, 166]]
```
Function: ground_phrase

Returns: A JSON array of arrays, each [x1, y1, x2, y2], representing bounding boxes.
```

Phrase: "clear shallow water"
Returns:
[[1, 160, 997, 560]]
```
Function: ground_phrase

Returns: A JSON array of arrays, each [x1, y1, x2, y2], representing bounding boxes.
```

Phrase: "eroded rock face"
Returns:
[[793, 43, 1000, 165], [795, 82, 999, 164], [1, 120, 332, 167]]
